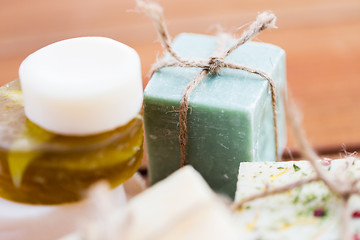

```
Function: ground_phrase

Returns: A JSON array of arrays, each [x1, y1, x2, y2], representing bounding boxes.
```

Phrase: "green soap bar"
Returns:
[[144, 33, 287, 199]]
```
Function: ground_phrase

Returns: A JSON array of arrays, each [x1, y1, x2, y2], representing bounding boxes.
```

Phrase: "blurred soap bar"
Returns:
[[0, 185, 127, 240], [235, 160, 360, 240], [62, 166, 240, 240], [124, 166, 240, 240], [144, 33, 287, 199]]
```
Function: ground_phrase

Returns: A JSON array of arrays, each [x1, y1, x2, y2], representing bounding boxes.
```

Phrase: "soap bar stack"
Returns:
[[0, 37, 144, 205], [144, 33, 287, 199], [235, 160, 360, 239]]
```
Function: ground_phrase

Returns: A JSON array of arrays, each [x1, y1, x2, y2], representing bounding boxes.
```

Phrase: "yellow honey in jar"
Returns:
[[0, 80, 143, 204], [0, 37, 144, 205]]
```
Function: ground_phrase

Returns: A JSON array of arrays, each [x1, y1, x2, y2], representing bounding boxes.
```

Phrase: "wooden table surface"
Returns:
[[1, 0, 360, 158]]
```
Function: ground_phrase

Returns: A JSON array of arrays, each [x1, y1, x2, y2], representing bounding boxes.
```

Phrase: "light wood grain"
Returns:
[[1, 0, 360, 157]]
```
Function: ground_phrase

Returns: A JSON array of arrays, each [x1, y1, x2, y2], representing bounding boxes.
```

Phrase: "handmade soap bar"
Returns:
[[62, 166, 240, 240], [19, 37, 143, 136], [235, 160, 360, 239], [144, 33, 287, 199]]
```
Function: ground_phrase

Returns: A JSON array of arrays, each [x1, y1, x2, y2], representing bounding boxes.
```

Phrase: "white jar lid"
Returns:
[[19, 37, 143, 136]]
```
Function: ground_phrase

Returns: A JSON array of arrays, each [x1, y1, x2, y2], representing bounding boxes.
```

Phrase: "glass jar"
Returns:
[[0, 80, 143, 205]]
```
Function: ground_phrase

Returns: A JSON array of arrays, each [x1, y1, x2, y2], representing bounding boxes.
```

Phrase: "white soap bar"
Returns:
[[62, 166, 240, 240], [124, 166, 240, 240], [235, 159, 360, 240], [19, 37, 143, 136]]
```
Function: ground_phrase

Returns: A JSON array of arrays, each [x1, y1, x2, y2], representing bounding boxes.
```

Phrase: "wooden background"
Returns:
[[1, 0, 360, 159]]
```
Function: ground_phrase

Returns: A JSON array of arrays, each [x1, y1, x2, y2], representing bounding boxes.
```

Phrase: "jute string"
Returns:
[[29, 2, 360, 240], [137, 1, 360, 239], [231, 91, 360, 240], [137, 0, 280, 165]]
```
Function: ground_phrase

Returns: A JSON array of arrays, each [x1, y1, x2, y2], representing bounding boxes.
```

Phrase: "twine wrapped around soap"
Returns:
[[232, 92, 360, 240], [137, 0, 280, 165], [137, 1, 360, 239], [65, 2, 360, 240]]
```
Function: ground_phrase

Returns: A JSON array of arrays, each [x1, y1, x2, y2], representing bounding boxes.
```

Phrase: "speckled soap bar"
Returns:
[[235, 160, 360, 239], [144, 33, 287, 199]]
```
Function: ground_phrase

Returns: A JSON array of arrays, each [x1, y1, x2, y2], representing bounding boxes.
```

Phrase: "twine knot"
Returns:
[[137, 0, 280, 165], [207, 57, 224, 75]]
